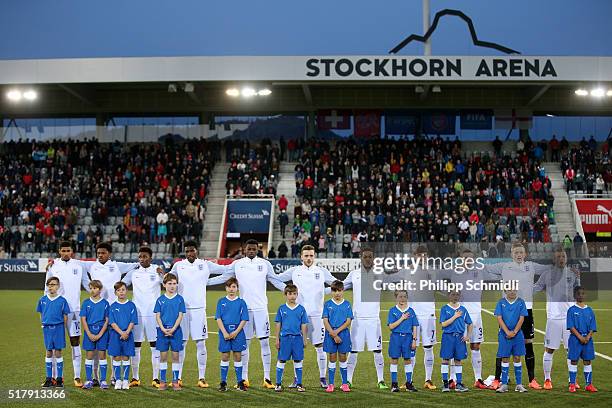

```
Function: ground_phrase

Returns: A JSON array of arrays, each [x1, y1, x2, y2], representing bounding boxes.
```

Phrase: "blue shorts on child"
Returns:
[[496, 330, 526, 358], [156, 326, 184, 352], [218, 326, 247, 353], [568, 336, 595, 361], [388, 332, 415, 359], [42, 324, 66, 350], [82, 324, 109, 351], [323, 329, 351, 354], [278, 334, 304, 361], [108, 331, 135, 357], [440, 332, 468, 360]]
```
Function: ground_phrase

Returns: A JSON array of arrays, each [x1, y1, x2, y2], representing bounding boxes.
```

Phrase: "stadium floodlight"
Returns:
[[226, 88, 240, 97], [590, 88, 605, 97], [546, 113, 555, 117], [23, 90, 37, 101], [432, 85, 441, 93], [6, 89, 22, 101], [608, 90, 612, 96], [241, 87, 257, 97], [574, 89, 588, 96], [168, 83, 178, 93], [258, 88, 272, 96], [415, 85, 425, 93]]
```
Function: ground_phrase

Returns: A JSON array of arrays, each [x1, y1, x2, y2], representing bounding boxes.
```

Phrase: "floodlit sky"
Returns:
[[2, 0, 611, 59]]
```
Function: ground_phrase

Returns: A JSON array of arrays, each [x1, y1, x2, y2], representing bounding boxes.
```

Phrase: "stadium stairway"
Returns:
[[542, 161, 577, 242], [271, 161, 298, 253], [200, 161, 231, 258]]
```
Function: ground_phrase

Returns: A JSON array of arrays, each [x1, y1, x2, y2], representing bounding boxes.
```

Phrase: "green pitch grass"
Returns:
[[1, 290, 610, 408]]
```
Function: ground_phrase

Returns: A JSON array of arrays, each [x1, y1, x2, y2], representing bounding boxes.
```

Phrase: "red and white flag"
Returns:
[[354, 110, 381, 138], [495, 109, 533, 129], [317, 109, 351, 130]]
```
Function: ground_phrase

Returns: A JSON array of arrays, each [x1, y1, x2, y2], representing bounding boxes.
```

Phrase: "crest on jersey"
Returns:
[[109, 266, 115, 272], [73, 268, 78, 275], [315, 272, 320, 279], [198, 264, 204, 271], [258, 265, 263, 271]]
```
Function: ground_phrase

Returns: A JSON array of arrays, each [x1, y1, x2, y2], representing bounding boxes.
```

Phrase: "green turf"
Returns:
[[1, 290, 610, 407]]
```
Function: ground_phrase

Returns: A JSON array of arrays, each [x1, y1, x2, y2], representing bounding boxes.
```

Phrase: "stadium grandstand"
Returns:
[[1, 53, 611, 262]]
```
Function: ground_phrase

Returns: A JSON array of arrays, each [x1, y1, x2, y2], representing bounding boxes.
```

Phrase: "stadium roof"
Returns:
[[1, 55, 611, 118]]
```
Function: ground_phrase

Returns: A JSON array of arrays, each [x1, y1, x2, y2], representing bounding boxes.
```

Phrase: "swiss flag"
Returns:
[[317, 109, 351, 130], [354, 110, 381, 138]]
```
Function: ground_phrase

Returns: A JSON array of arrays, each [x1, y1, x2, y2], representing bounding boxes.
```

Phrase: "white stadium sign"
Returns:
[[1, 56, 611, 84]]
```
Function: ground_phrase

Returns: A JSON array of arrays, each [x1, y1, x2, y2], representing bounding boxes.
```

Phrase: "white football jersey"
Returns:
[[81, 260, 138, 304], [171, 258, 227, 309], [45, 258, 89, 312], [278, 264, 335, 316], [214, 256, 285, 311], [398, 266, 436, 318], [534, 265, 579, 319], [445, 267, 487, 316], [484, 261, 549, 309], [122, 263, 162, 316], [343, 268, 381, 319]]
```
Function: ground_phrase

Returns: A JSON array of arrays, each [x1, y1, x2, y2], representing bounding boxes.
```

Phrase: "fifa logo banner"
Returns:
[[575, 199, 612, 234], [227, 199, 273, 234]]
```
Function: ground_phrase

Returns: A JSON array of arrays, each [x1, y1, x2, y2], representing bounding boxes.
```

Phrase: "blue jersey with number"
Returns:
[[36, 295, 70, 325], [567, 305, 597, 337], [275, 303, 308, 336], [322, 299, 353, 329], [388, 305, 419, 334], [440, 304, 472, 334], [215, 296, 249, 327], [153, 293, 186, 328], [80, 298, 110, 326], [109, 300, 138, 330], [494, 297, 528, 333]]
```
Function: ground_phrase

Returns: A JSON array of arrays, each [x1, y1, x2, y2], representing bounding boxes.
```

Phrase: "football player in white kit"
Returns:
[[483, 241, 551, 390], [209, 239, 286, 389], [342, 246, 389, 389], [276, 244, 337, 388], [169, 240, 230, 388], [442, 247, 494, 389], [402, 245, 439, 390], [534, 247, 580, 390], [44, 241, 90, 387], [121, 246, 164, 388]]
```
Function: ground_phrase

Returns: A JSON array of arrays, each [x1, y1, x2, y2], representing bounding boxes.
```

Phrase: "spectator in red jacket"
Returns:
[[532, 178, 543, 198], [565, 168, 575, 193], [278, 194, 288, 211]]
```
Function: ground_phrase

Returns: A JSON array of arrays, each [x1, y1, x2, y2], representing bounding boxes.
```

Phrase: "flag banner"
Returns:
[[460, 110, 493, 130], [422, 113, 456, 135], [494, 109, 533, 129], [575, 199, 612, 233], [316, 109, 351, 129], [385, 112, 418, 134], [354, 110, 381, 138]]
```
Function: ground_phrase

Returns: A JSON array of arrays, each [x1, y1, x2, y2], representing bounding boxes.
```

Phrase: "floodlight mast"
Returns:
[[423, 0, 431, 56]]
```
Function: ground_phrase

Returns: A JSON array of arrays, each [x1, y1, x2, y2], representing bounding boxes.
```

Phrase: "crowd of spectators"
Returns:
[[0, 138, 216, 258], [225, 138, 281, 196], [561, 136, 611, 194], [277, 136, 557, 258]]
